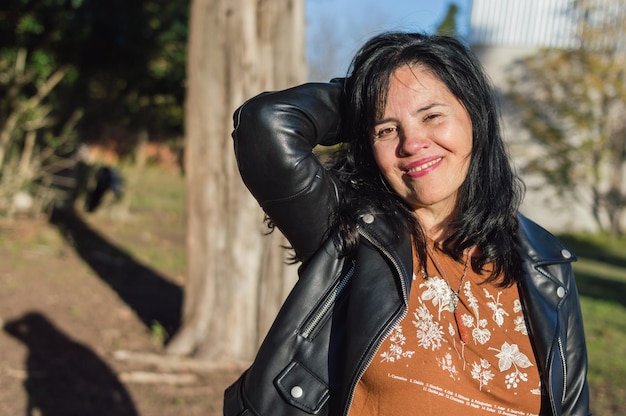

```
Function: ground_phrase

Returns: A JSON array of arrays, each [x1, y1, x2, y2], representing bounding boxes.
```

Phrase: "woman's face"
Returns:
[[371, 65, 473, 223]]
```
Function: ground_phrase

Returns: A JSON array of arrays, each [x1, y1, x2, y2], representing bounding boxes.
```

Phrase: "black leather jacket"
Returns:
[[228, 82, 591, 416]]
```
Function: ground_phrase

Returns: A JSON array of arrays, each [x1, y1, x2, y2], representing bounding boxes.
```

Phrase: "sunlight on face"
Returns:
[[371, 65, 473, 226]]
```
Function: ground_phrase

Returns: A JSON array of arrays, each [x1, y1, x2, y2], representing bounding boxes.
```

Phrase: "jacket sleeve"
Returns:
[[232, 81, 344, 262], [562, 267, 591, 415], [516, 214, 591, 415]]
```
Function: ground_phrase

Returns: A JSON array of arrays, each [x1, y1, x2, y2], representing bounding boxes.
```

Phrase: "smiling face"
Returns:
[[371, 65, 473, 229]]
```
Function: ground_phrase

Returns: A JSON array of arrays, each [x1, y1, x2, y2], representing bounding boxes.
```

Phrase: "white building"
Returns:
[[468, 0, 626, 232]]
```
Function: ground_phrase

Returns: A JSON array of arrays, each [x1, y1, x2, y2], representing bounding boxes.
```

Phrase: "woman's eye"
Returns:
[[373, 126, 398, 140], [424, 113, 441, 122]]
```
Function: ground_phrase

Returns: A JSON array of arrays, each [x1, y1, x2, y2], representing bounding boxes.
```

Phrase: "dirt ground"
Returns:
[[0, 210, 240, 416]]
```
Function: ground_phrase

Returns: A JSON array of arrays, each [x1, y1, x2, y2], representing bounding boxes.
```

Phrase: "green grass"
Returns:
[[83, 165, 187, 278], [559, 233, 626, 415], [123, 165, 186, 215], [125, 166, 187, 275]]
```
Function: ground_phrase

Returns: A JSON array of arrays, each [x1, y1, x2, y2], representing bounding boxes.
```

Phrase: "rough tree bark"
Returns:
[[165, 0, 306, 362]]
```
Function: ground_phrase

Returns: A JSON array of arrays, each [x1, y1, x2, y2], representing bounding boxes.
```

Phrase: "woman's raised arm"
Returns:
[[232, 81, 344, 262]]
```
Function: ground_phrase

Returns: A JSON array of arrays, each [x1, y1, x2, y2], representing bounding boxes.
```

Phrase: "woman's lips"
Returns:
[[404, 156, 443, 178]]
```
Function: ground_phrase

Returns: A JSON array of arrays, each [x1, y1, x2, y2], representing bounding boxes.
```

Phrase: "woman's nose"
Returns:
[[398, 126, 429, 156]]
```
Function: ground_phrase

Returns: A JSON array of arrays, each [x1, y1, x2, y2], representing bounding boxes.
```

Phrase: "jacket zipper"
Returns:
[[300, 261, 355, 339], [535, 265, 569, 414], [558, 336, 567, 405], [342, 225, 410, 415]]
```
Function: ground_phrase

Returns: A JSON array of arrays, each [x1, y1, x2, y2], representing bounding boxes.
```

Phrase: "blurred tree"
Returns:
[[0, 0, 188, 214], [436, 3, 459, 37], [166, 0, 306, 361], [0, 0, 188, 156], [0, 48, 75, 215], [507, 0, 626, 236]]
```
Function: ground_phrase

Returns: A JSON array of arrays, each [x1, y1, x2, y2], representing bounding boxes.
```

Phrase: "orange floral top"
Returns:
[[349, 244, 542, 416]]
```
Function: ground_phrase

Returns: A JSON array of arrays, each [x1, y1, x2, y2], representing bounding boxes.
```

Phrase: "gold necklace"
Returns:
[[425, 244, 470, 343]]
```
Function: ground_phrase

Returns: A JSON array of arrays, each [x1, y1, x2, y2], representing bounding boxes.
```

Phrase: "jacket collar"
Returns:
[[516, 212, 577, 267], [354, 211, 577, 299], [355, 210, 414, 299]]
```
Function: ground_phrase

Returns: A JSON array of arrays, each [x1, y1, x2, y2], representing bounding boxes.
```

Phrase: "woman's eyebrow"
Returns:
[[415, 102, 446, 113], [375, 102, 446, 124]]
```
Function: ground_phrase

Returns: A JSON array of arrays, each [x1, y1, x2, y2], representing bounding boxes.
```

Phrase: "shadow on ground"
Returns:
[[559, 233, 626, 269], [559, 233, 626, 308], [573, 270, 626, 308], [4, 312, 138, 416], [49, 208, 183, 336]]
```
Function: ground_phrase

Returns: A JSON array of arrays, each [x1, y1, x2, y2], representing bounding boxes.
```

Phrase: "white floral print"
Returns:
[[412, 304, 445, 351], [376, 271, 540, 410], [490, 342, 534, 389], [437, 352, 459, 380], [420, 275, 456, 319], [464, 280, 479, 312], [512, 299, 530, 335], [461, 313, 475, 328], [462, 282, 492, 344], [447, 322, 456, 337], [484, 288, 509, 326], [471, 321, 492, 344], [514, 315, 529, 335], [380, 324, 415, 362], [471, 359, 494, 391]]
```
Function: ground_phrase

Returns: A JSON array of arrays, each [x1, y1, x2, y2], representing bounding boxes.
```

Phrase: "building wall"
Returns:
[[467, 0, 624, 233], [470, 0, 578, 48], [472, 44, 598, 232]]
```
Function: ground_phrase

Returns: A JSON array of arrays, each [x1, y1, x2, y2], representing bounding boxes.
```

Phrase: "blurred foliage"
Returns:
[[436, 3, 459, 38], [0, 0, 189, 136], [507, 0, 626, 236], [0, 0, 189, 217]]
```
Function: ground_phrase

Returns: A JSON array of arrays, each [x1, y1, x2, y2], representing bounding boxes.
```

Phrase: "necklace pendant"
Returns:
[[454, 308, 469, 343], [449, 290, 459, 311]]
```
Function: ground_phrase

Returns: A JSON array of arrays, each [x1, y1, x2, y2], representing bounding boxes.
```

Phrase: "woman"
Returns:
[[224, 32, 590, 416]]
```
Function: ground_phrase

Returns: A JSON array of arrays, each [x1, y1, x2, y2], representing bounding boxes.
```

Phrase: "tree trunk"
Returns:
[[166, 0, 306, 362], [606, 126, 626, 236]]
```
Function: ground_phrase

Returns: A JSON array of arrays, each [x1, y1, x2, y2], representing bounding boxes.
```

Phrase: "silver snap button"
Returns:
[[561, 249, 572, 259], [362, 213, 374, 224], [557, 287, 566, 298], [290, 385, 304, 398]]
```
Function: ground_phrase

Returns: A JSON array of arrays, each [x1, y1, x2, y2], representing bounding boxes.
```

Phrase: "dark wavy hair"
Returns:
[[330, 32, 525, 286]]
